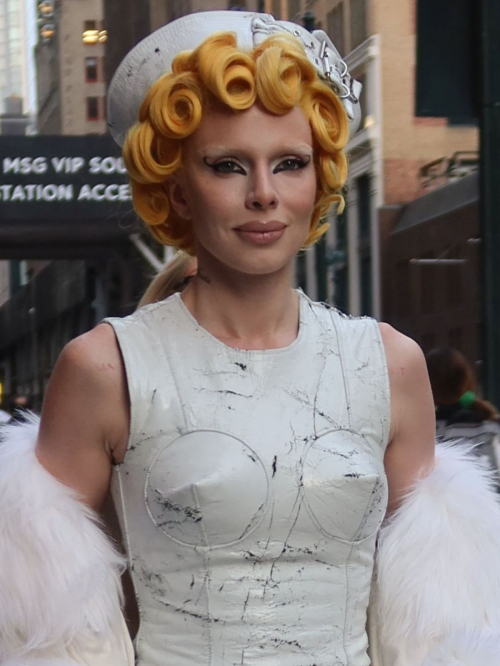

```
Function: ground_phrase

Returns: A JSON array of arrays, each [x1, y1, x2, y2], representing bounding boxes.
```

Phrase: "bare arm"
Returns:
[[379, 323, 436, 513], [36, 323, 130, 512]]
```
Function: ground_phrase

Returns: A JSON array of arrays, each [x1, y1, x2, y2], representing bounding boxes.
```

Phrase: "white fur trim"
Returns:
[[422, 632, 500, 666], [0, 414, 126, 663], [376, 442, 500, 665]]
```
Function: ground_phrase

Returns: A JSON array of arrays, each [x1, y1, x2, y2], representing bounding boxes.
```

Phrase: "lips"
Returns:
[[234, 220, 287, 246], [235, 220, 286, 232]]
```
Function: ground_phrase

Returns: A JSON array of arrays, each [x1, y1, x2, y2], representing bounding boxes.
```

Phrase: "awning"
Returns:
[[392, 172, 479, 234]]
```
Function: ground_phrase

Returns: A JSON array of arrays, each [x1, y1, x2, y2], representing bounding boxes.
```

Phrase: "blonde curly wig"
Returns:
[[123, 31, 349, 254]]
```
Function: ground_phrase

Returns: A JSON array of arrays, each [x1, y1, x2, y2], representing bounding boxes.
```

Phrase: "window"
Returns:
[[85, 57, 98, 82], [86, 97, 99, 121], [83, 21, 107, 45], [327, 3, 345, 57], [350, 0, 368, 50]]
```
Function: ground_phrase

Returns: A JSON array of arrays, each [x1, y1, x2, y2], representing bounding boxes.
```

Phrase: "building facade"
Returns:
[[104, 0, 262, 88], [0, 0, 136, 410], [37, 0, 107, 135], [0, 0, 480, 407], [0, 0, 37, 115], [263, 0, 478, 319], [381, 171, 480, 362]]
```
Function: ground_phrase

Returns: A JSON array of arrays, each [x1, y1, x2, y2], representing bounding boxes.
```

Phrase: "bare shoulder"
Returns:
[[378, 322, 426, 377], [37, 323, 129, 509], [61, 322, 123, 380], [47, 322, 129, 446], [378, 321, 431, 410]]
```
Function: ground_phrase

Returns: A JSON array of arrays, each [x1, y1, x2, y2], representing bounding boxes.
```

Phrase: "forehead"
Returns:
[[185, 103, 313, 155]]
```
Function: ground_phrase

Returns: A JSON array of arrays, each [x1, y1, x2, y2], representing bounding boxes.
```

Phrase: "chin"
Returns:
[[198, 235, 307, 278], [227, 247, 297, 277]]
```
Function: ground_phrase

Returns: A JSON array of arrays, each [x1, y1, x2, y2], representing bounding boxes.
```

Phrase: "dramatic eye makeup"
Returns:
[[203, 158, 245, 175], [274, 157, 311, 173], [203, 156, 311, 175]]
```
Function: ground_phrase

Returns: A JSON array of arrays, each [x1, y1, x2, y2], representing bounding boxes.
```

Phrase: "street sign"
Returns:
[[0, 135, 138, 258]]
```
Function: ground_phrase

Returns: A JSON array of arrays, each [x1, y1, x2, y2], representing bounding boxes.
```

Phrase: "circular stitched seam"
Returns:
[[144, 428, 271, 551], [300, 427, 388, 545]]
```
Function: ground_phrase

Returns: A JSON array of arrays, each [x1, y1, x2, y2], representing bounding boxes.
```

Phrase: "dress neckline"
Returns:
[[173, 288, 308, 356]]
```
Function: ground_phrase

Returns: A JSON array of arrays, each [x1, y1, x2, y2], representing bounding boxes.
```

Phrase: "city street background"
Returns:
[[0, 0, 489, 414]]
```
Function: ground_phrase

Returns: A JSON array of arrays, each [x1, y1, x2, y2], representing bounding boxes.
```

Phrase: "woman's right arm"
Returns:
[[0, 323, 133, 664], [36, 322, 130, 511]]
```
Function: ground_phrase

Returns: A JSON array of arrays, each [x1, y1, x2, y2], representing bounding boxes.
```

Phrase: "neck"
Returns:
[[180, 257, 300, 351]]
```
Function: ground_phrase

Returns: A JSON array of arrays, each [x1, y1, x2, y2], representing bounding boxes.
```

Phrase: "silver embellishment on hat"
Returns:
[[251, 14, 359, 107]]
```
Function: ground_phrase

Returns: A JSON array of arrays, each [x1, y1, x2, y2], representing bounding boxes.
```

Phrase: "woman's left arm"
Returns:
[[374, 324, 500, 666], [379, 323, 435, 513]]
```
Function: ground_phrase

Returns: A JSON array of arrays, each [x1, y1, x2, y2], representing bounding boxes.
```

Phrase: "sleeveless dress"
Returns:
[[103, 289, 391, 666]]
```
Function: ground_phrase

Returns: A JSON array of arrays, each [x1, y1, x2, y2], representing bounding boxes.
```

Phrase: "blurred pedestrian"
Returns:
[[426, 346, 500, 471], [8, 393, 32, 424]]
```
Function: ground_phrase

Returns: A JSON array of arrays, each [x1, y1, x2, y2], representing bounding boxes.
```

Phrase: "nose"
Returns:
[[245, 165, 278, 211]]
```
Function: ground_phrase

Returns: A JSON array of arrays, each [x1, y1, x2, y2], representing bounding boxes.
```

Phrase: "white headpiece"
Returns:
[[107, 11, 362, 147]]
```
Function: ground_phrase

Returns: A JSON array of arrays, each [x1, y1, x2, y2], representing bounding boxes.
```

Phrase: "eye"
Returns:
[[274, 157, 311, 173], [204, 158, 246, 175]]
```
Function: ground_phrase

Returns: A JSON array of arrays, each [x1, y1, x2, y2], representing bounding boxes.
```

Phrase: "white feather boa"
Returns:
[[371, 441, 500, 665], [0, 414, 132, 665]]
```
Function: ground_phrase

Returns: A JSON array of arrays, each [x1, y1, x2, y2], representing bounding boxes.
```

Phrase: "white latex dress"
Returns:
[[103, 289, 390, 666]]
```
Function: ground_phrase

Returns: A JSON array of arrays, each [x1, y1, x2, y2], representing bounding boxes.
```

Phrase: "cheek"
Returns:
[[187, 177, 240, 221], [282, 173, 317, 218]]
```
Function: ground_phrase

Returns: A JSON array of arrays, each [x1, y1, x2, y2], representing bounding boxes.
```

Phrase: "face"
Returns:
[[168, 103, 316, 277]]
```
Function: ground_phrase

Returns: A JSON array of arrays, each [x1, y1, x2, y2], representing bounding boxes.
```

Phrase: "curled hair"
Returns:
[[123, 31, 349, 254]]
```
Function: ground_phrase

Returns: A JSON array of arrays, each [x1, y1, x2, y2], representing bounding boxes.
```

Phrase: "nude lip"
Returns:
[[236, 220, 285, 232], [234, 220, 286, 245], [235, 228, 286, 245]]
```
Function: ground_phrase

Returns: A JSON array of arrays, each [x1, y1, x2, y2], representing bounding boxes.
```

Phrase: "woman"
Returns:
[[426, 346, 500, 472], [1, 11, 500, 666]]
